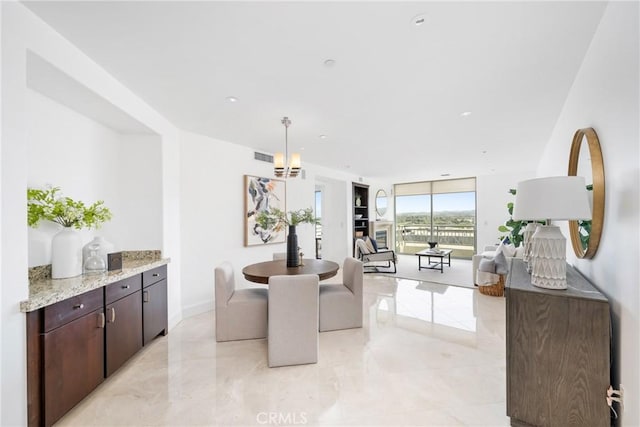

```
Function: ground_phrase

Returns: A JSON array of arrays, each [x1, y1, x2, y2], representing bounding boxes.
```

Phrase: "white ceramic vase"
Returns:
[[51, 227, 83, 279]]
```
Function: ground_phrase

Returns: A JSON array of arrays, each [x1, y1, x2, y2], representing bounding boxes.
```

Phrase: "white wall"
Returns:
[[26, 89, 163, 265], [536, 2, 639, 424], [1, 3, 182, 424], [476, 171, 536, 248], [179, 130, 361, 317], [0, 2, 4, 421]]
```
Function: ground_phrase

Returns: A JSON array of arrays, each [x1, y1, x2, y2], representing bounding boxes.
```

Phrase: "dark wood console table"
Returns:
[[506, 259, 610, 426], [242, 259, 339, 284]]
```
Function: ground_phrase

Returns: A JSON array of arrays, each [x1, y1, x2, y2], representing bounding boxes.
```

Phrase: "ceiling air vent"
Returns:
[[254, 152, 273, 163]]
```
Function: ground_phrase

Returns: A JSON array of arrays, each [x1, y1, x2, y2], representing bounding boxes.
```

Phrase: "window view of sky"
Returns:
[[396, 192, 475, 214], [315, 190, 322, 219]]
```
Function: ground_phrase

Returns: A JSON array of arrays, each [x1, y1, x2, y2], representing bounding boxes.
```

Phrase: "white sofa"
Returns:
[[472, 244, 523, 285]]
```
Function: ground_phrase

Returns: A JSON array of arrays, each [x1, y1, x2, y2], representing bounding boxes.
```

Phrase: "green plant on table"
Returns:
[[255, 207, 317, 231], [27, 186, 113, 229]]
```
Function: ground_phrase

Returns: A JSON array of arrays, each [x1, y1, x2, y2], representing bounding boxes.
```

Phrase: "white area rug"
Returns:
[[371, 254, 475, 289]]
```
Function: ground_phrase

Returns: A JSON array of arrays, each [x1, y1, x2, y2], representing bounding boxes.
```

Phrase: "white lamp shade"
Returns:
[[513, 176, 592, 221], [289, 153, 301, 169], [274, 152, 285, 169]]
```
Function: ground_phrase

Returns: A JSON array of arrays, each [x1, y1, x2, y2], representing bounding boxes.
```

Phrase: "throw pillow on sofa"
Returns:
[[479, 258, 496, 273]]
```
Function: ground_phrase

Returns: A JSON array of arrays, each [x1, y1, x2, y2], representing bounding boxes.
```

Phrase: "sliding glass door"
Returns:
[[395, 178, 476, 259]]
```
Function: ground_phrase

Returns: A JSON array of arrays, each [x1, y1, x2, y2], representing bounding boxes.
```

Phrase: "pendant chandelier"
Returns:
[[274, 116, 301, 178]]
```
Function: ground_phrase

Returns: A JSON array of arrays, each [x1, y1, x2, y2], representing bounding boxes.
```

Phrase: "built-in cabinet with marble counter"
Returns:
[[24, 257, 169, 427], [506, 259, 610, 426]]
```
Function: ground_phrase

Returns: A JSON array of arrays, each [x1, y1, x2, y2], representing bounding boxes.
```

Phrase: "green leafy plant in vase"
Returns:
[[27, 186, 113, 279], [256, 207, 318, 267]]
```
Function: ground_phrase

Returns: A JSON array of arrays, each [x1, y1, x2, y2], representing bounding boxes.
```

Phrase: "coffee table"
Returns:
[[415, 249, 452, 273]]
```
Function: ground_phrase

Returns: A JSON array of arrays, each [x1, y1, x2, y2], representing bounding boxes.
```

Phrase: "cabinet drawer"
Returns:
[[143, 265, 167, 288], [43, 288, 103, 332], [105, 275, 141, 305]]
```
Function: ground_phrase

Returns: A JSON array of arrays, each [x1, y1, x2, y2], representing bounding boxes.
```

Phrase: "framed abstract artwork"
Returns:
[[244, 175, 286, 246]]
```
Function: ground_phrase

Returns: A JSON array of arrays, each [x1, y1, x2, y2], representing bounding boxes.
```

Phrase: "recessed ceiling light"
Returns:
[[319, 134, 328, 140], [323, 59, 336, 67], [482, 150, 487, 154], [225, 96, 238, 103], [460, 111, 472, 117], [411, 14, 427, 26]]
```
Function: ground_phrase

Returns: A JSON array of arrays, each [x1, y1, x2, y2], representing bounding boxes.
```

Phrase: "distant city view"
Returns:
[[395, 192, 476, 258]]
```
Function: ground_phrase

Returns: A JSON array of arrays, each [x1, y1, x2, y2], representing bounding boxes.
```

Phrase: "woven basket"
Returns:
[[478, 274, 505, 297]]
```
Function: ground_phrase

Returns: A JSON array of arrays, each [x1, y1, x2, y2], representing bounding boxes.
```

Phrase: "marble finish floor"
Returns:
[[57, 275, 509, 426]]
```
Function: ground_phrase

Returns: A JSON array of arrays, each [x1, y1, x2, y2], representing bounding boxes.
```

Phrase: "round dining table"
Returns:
[[242, 259, 340, 284]]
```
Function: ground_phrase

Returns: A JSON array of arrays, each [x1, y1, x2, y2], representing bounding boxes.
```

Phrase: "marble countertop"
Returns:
[[21, 256, 170, 313]]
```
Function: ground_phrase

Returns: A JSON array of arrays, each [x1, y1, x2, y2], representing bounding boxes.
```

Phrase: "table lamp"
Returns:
[[512, 176, 591, 289]]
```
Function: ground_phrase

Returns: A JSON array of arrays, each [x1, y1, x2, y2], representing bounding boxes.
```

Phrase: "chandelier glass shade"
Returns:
[[274, 116, 301, 178]]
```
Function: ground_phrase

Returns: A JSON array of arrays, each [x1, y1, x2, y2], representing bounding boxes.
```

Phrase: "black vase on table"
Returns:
[[286, 225, 300, 267]]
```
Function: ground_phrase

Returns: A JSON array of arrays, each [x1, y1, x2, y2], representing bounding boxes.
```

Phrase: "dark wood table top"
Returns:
[[242, 259, 340, 284]]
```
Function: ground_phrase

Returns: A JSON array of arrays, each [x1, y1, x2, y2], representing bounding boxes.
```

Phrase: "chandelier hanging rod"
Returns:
[[274, 116, 301, 178]]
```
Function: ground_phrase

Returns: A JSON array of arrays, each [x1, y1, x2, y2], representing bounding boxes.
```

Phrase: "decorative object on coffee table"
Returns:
[[513, 176, 591, 290]]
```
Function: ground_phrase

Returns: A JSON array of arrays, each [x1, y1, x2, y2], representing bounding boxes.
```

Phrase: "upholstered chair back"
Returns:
[[343, 257, 363, 297], [214, 262, 235, 308]]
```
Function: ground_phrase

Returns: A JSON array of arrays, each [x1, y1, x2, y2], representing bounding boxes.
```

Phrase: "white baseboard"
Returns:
[[182, 300, 214, 319], [168, 311, 183, 331]]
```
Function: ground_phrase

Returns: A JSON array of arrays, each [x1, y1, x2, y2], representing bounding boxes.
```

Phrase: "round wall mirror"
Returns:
[[375, 189, 388, 218], [568, 127, 605, 259]]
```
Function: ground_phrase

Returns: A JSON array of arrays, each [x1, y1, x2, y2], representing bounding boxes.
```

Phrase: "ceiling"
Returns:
[[24, 1, 608, 181]]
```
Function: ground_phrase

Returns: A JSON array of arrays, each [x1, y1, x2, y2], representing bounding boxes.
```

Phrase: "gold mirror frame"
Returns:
[[568, 127, 605, 259]]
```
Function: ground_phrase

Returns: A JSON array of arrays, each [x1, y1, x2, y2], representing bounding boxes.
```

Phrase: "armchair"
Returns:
[[472, 244, 523, 285], [355, 237, 397, 273]]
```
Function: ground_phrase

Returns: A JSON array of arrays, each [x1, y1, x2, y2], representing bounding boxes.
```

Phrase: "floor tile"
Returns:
[[56, 274, 508, 427]]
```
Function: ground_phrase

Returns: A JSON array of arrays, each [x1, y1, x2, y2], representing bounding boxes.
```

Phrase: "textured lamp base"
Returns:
[[530, 225, 567, 290], [523, 222, 539, 273]]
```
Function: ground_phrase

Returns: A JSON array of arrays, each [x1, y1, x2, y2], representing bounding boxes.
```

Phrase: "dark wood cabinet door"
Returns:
[[105, 291, 142, 377], [143, 279, 167, 345], [43, 308, 105, 427]]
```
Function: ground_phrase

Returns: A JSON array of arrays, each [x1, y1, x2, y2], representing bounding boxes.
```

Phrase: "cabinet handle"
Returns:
[[152, 273, 159, 277], [143, 291, 150, 303], [98, 312, 106, 328], [108, 307, 116, 323], [73, 303, 84, 310], [121, 284, 130, 289]]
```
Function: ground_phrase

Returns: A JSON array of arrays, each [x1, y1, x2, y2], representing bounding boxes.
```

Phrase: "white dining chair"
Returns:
[[214, 262, 268, 342], [318, 257, 363, 332], [268, 274, 319, 367], [272, 252, 286, 260]]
